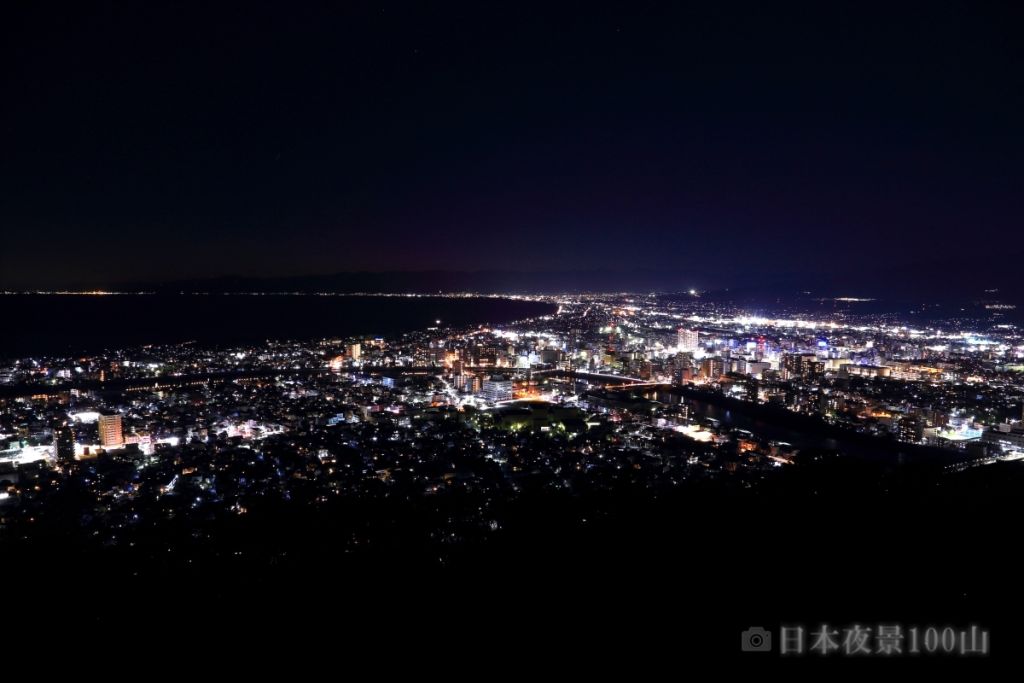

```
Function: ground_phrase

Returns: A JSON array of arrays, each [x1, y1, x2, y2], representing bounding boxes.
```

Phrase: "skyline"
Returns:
[[3, 2, 1023, 289]]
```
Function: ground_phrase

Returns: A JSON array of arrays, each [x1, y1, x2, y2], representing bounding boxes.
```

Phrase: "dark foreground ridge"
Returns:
[[6, 449, 1021, 665]]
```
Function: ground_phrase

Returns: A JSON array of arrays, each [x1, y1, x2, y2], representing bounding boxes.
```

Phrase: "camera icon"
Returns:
[[741, 627, 772, 652]]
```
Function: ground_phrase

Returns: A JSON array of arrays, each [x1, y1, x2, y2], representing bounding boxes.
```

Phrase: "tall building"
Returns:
[[347, 343, 361, 361], [782, 353, 824, 380], [460, 374, 481, 393], [98, 413, 124, 448], [53, 423, 75, 462], [677, 328, 700, 353], [700, 357, 725, 379], [481, 375, 513, 403]]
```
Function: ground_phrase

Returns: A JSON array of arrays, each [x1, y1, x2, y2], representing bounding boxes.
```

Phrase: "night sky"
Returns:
[[2, 2, 1022, 289]]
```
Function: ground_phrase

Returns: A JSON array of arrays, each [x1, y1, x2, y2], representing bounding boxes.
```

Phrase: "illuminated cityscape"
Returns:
[[4, 0, 1023, 665], [4, 293, 1023, 597], [4, 292, 1023, 476]]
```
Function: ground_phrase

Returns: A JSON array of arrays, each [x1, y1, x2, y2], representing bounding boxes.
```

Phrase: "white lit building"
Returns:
[[481, 375, 513, 403], [677, 328, 700, 353]]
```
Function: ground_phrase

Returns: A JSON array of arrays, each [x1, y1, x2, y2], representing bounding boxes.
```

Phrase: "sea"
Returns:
[[0, 294, 556, 359]]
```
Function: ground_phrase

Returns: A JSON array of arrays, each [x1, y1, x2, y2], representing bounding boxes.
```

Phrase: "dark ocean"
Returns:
[[0, 295, 555, 359]]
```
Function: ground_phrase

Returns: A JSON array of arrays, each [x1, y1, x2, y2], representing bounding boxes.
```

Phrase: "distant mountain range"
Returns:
[[128, 269, 706, 295], [41, 248, 1024, 303]]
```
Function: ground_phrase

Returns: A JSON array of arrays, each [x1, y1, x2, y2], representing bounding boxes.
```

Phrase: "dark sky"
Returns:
[[2, 1, 1022, 288]]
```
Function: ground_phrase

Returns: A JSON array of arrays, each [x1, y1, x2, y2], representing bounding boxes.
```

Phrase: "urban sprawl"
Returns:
[[2, 292, 1023, 558]]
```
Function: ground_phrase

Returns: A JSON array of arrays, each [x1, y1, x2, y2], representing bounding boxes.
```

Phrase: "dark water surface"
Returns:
[[0, 295, 555, 358]]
